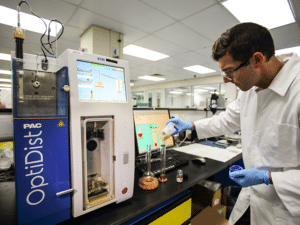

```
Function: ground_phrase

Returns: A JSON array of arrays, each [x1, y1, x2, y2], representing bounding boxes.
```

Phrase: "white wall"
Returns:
[[170, 109, 223, 123], [131, 75, 223, 93], [165, 94, 192, 108], [131, 75, 238, 108]]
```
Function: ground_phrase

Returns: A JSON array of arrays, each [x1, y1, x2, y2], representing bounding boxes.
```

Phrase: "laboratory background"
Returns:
[[0, 0, 299, 225]]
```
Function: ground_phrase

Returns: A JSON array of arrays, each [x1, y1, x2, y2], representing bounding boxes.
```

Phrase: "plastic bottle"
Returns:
[[161, 122, 178, 140], [176, 169, 183, 183]]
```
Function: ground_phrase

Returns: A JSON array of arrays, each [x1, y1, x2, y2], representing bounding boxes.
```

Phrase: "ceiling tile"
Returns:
[[1, 0, 77, 24], [0, 24, 73, 56], [61, 26, 84, 43], [154, 22, 213, 50], [81, 0, 175, 33], [0, 60, 11, 71], [201, 61, 220, 71], [270, 23, 300, 50], [68, 8, 148, 43], [165, 68, 196, 77], [23, 43, 43, 55], [130, 63, 169, 75], [158, 57, 194, 68], [173, 51, 212, 65], [141, 61, 179, 72], [0, 46, 13, 55], [142, 0, 216, 20], [63, 0, 83, 5], [133, 35, 188, 56], [181, 4, 239, 41], [195, 45, 214, 58], [0, 1, 298, 88], [123, 54, 150, 68], [0, 30, 19, 51], [0, 74, 11, 79], [55, 38, 80, 51], [0, 24, 15, 39]]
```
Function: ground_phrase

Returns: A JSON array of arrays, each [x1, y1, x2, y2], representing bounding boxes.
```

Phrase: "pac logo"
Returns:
[[58, 120, 65, 127], [97, 57, 105, 61], [23, 123, 42, 129]]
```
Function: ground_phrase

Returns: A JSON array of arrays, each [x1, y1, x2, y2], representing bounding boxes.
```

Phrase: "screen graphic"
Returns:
[[133, 110, 174, 155], [76, 60, 127, 102]]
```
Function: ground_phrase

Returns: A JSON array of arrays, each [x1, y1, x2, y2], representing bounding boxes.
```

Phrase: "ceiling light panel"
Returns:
[[184, 65, 216, 74], [275, 46, 300, 56], [222, 0, 295, 29], [0, 53, 11, 61], [169, 91, 182, 94], [0, 5, 62, 36], [0, 70, 11, 75], [0, 79, 12, 82], [123, 44, 169, 61], [0, 84, 12, 87], [138, 75, 166, 81]]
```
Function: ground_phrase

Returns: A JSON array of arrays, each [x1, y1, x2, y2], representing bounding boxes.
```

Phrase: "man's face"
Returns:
[[219, 53, 259, 91]]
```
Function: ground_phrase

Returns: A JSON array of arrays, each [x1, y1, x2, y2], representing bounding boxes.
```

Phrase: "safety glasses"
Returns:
[[220, 55, 253, 81]]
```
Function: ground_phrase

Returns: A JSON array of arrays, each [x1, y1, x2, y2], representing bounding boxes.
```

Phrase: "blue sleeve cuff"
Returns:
[[263, 171, 270, 185]]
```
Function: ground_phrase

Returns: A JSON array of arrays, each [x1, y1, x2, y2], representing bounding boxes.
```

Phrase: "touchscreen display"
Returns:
[[76, 60, 127, 103]]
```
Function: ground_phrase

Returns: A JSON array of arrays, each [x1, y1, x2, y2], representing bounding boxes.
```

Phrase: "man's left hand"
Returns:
[[229, 168, 270, 188]]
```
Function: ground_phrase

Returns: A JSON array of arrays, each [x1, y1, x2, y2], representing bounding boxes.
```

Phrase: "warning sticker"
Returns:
[[58, 120, 65, 127]]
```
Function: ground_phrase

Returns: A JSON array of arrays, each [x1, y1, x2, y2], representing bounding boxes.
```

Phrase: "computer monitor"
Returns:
[[76, 60, 127, 103], [133, 108, 174, 156]]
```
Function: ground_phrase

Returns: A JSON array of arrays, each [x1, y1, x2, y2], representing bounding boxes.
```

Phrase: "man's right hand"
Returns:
[[166, 117, 194, 135]]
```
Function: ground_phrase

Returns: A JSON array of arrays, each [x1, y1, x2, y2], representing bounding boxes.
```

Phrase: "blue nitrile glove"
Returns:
[[229, 165, 243, 173], [166, 117, 194, 135], [229, 167, 270, 188]]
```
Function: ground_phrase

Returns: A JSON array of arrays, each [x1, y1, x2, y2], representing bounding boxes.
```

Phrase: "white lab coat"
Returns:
[[194, 53, 300, 224]]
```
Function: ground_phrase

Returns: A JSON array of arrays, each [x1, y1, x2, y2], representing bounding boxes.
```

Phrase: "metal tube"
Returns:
[[146, 145, 151, 173], [160, 144, 166, 176], [56, 189, 74, 196]]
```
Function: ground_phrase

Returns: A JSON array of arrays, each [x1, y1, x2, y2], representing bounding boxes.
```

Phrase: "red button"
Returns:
[[122, 188, 128, 194]]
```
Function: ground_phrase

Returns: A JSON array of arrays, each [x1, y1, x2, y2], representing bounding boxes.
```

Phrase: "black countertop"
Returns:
[[1, 150, 242, 225]]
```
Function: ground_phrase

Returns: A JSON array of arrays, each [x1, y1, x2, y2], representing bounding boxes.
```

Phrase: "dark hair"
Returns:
[[212, 23, 275, 62]]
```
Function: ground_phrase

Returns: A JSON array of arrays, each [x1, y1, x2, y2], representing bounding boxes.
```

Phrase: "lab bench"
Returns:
[[0, 149, 242, 225]]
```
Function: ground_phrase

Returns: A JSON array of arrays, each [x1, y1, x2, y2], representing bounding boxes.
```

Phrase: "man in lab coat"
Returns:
[[168, 22, 300, 224]]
